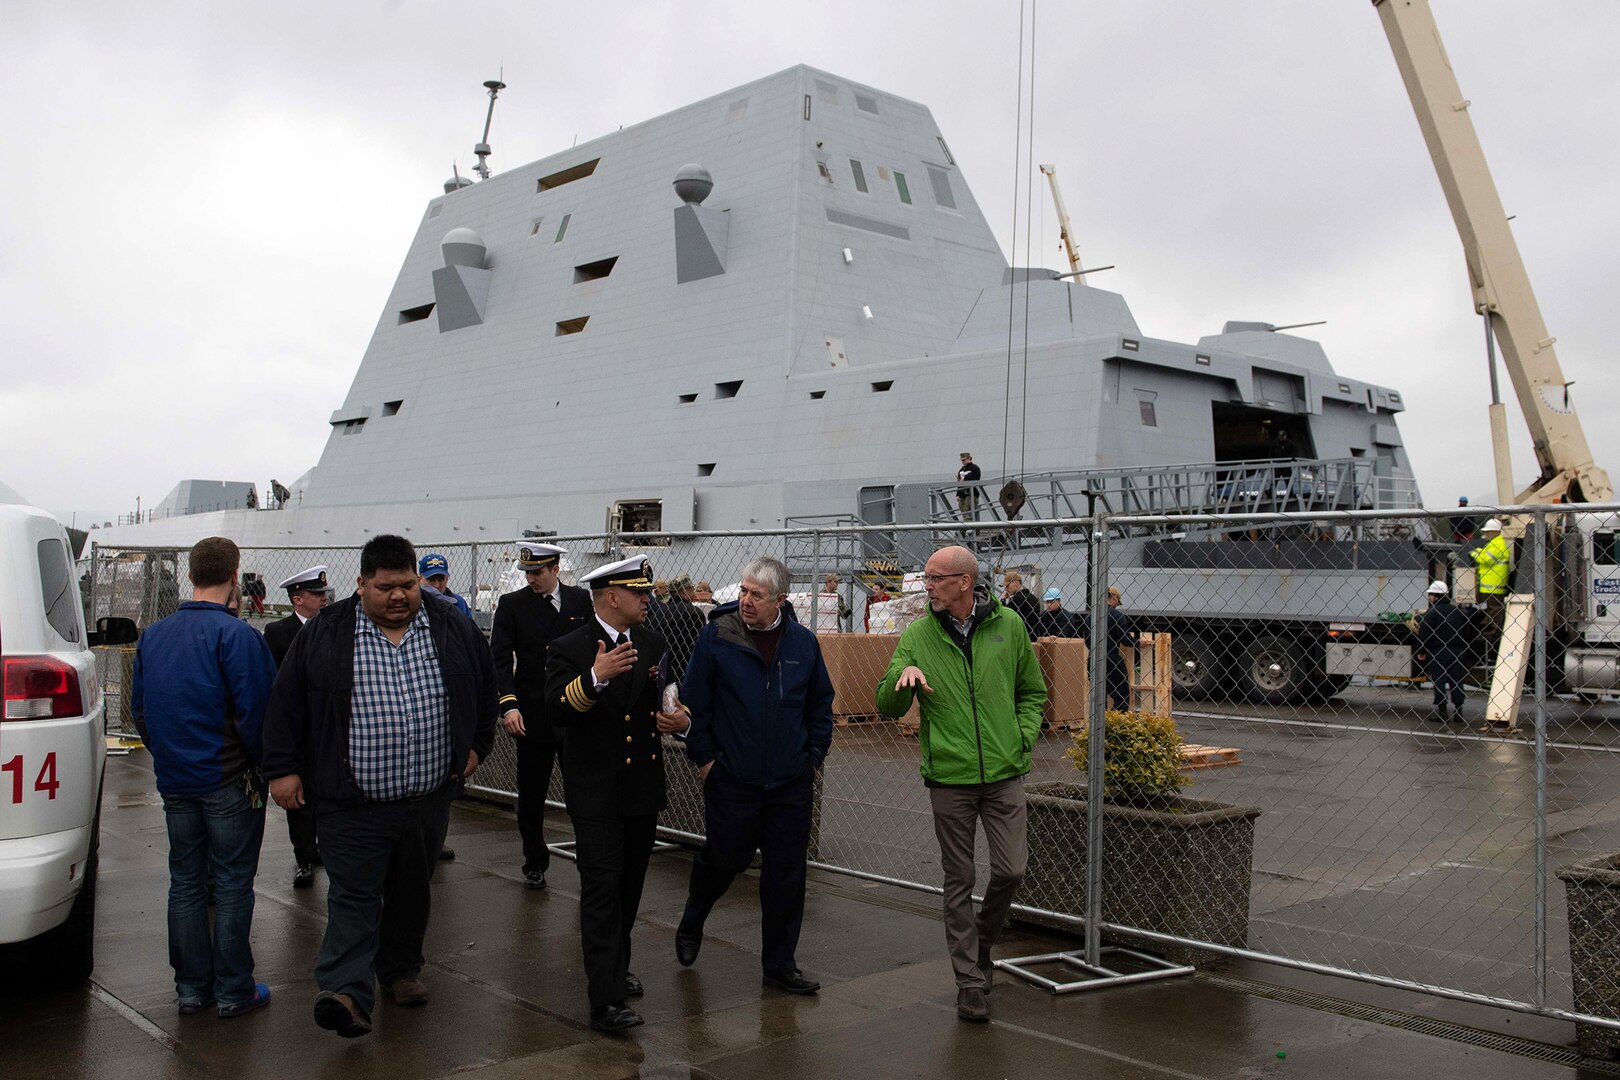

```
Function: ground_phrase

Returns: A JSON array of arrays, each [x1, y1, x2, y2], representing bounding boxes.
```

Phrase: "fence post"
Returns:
[[1532, 510, 1548, 1008], [87, 541, 99, 624], [1085, 503, 1111, 968], [811, 531, 822, 630], [469, 542, 481, 613]]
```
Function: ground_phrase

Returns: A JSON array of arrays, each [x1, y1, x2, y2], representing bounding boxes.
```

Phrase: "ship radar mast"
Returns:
[[473, 76, 506, 180]]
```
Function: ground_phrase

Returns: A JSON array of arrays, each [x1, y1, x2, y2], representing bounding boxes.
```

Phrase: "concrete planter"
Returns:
[[1022, 781, 1261, 964], [1557, 853, 1620, 1059], [657, 736, 823, 862]]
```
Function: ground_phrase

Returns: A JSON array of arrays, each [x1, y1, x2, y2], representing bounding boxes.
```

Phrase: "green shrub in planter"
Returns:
[[1022, 710, 1260, 963], [1066, 710, 1188, 803]]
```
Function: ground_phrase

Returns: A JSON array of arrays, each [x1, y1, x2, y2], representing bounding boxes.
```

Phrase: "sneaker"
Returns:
[[438, 846, 456, 862], [293, 863, 315, 889], [218, 982, 271, 1018], [523, 869, 547, 890], [177, 997, 215, 1016]]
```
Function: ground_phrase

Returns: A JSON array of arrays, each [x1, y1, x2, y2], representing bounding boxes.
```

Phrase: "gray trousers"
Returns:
[[928, 777, 1028, 990]]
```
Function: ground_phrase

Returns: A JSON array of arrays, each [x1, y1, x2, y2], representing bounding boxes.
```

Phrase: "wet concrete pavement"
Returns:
[[2, 752, 1615, 1079]]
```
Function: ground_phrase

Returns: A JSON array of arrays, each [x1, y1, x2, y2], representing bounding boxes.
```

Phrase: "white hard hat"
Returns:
[[1426, 580, 1448, 595], [1482, 518, 1503, 532]]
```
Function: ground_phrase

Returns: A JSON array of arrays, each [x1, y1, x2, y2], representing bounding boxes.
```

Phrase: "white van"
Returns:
[[0, 500, 135, 985]]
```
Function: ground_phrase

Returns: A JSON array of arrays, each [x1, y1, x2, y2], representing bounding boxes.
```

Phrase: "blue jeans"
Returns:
[[162, 779, 267, 1007]]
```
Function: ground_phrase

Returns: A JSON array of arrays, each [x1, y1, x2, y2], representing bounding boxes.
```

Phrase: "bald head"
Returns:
[[923, 545, 979, 619], [936, 545, 977, 574]]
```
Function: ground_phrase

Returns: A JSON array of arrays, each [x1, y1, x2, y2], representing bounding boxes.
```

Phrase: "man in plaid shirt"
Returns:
[[264, 534, 497, 1039]]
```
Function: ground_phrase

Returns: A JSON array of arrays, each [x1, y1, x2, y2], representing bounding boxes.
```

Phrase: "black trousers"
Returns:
[[313, 785, 453, 1017], [515, 738, 560, 873], [1429, 656, 1467, 709], [682, 764, 814, 976], [572, 814, 657, 1009], [286, 804, 319, 865]]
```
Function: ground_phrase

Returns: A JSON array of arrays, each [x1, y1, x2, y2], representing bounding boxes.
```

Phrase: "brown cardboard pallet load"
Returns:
[[1179, 744, 1243, 770]]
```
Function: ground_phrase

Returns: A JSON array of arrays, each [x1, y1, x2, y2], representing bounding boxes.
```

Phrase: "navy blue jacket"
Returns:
[[131, 601, 277, 797], [682, 603, 835, 789]]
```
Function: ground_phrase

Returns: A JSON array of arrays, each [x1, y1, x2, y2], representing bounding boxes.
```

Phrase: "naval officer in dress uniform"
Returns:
[[544, 556, 689, 1033], [489, 541, 592, 889], [263, 565, 331, 887]]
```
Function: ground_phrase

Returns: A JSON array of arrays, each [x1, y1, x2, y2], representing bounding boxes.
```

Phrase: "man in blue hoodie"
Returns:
[[132, 535, 277, 1019], [675, 557, 835, 995]]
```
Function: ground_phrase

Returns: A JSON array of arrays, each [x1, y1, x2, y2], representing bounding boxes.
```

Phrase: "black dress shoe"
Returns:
[[675, 926, 702, 967], [762, 968, 820, 995], [438, 846, 456, 862], [523, 869, 547, 890], [956, 987, 989, 1023], [623, 973, 643, 998], [293, 863, 315, 889], [589, 1001, 644, 1033]]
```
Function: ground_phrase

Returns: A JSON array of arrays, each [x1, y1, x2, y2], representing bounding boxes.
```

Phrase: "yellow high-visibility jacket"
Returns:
[[1472, 535, 1512, 596]]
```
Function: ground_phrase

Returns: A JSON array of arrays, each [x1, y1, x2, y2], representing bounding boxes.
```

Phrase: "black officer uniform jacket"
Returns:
[[544, 620, 669, 820], [262, 613, 304, 668], [489, 582, 592, 743]]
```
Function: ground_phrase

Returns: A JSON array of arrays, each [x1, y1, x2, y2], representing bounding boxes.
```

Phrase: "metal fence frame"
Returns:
[[88, 503, 1620, 1035]]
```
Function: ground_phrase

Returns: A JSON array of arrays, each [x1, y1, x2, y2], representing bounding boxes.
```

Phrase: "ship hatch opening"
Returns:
[[611, 499, 663, 537], [1212, 402, 1315, 462]]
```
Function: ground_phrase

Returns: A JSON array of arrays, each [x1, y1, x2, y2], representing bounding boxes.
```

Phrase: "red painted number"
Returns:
[[35, 753, 59, 800], [1, 755, 20, 803], [2, 753, 60, 802]]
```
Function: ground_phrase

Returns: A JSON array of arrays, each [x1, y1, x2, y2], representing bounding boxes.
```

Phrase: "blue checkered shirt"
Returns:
[[349, 605, 453, 801]]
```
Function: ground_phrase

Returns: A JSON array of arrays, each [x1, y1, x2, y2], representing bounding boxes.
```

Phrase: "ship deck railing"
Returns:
[[930, 457, 1424, 541]]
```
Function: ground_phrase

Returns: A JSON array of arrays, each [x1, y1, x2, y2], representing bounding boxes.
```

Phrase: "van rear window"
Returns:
[[37, 539, 81, 643]]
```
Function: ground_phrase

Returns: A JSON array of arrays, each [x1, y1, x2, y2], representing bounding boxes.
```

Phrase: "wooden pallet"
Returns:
[[1179, 743, 1242, 770]]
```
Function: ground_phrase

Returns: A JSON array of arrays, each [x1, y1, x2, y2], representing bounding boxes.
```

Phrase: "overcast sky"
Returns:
[[4, 1, 1617, 526]]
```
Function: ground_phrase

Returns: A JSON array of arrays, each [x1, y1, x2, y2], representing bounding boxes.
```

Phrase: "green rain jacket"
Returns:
[[876, 596, 1046, 786]]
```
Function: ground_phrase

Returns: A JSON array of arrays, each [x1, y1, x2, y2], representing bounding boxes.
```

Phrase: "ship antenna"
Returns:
[[473, 72, 506, 181]]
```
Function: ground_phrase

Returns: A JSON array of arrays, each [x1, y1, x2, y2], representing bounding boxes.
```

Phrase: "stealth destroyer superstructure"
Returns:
[[107, 64, 1417, 548]]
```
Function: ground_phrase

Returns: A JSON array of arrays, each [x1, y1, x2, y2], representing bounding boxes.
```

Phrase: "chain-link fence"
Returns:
[[87, 504, 1620, 1044]]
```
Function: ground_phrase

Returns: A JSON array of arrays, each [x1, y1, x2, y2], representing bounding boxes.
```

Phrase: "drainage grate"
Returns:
[[1197, 971, 1620, 1074]]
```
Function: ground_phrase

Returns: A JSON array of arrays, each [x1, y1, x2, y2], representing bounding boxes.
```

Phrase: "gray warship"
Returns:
[[106, 63, 1418, 551]]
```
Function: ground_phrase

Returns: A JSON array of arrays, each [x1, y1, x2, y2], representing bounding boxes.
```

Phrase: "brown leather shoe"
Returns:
[[313, 991, 372, 1038], [956, 987, 990, 1023], [384, 977, 429, 1006]]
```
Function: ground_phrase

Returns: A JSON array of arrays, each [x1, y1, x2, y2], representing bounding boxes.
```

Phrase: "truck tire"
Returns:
[[1240, 634, 1312, 705], [1169, 632, 1224, 700]]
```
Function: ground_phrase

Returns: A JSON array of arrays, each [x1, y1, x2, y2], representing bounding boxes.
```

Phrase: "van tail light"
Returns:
[[3, 656, 84, 720]]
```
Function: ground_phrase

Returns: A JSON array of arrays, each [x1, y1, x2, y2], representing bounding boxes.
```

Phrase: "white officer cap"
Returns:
[[516, 542, 567, 572], [580, 556, 655, 591], [279, 565, 330, 594]]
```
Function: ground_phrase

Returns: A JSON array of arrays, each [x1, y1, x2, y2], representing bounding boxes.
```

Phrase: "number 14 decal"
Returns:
[[2, 753, 60, 803]]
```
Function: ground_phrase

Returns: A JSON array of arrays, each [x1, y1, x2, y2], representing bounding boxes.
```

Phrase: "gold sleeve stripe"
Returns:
[[563, 675, 596, 713], [499, 694, 519, 706]]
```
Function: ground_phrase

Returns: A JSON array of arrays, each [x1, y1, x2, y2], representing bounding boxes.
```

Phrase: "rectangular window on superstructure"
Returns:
[[855, 92, 880, 115], [894, 171, 911, 205], [927, 165, 957, 210], [816, 161, 833, 185], [398, 303, 434, 324], [937, 136, 955, 165], [556, 316, 589, 336], [850, 159, 868, 193], [554, 214, 572, 243], [715, 380, 742, 399], [536, 158, 600, 193], [573, 256, 618, 282], [1139, 400, 1158, 427], [382, 400, 403, 416]]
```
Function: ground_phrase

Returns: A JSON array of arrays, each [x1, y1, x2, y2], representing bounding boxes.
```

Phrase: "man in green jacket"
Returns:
[[876, 545, 1046, 1023]]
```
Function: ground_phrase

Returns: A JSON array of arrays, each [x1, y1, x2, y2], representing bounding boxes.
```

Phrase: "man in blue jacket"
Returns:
[[676, 557, 835, 995], [132, 536, 277, 1019]]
